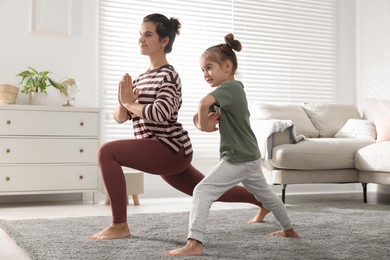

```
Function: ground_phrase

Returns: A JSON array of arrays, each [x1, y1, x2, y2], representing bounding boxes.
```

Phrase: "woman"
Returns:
[[89, 14, 268, 241]]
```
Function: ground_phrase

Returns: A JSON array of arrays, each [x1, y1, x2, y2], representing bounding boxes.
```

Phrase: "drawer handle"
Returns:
[[80, 122, 84, 126], [6, 120, 11, 125], [6, 176, 10, 181], [79, 148, 84, 153], [6, 148, 11, 153], [79, 175, 84, 180]]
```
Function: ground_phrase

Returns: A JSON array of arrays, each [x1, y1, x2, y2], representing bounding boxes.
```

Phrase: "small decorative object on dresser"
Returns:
[[58, 77, 81, 106], [16, 67, 64, 105], [0, 84, 19, 104], [0, 105, 101, 203]]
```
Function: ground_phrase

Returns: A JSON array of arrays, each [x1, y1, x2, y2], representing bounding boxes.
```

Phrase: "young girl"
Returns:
[[89, 15, 268, 240], [165, 33, 299, 256]]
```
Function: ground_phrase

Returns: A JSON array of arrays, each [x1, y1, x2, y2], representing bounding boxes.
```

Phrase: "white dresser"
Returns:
[[0, 105, 100, 203]]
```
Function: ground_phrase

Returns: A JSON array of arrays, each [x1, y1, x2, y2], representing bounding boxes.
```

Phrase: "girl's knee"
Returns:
[[193, 183, 219, 200], [193, 183, 203, 196]]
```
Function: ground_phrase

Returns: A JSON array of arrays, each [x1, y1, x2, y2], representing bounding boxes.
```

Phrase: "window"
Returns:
[[99, 0, 337, 158]]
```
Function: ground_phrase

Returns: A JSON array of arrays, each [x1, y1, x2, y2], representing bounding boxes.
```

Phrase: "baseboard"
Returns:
[[0, 193, 82, 204]]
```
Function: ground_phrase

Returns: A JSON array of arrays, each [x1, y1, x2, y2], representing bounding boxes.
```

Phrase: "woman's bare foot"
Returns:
[[89, 222, 131, 240], [165, 239, 203, 257], [247, 206, 270, 223], [269, 227, 299, 237]]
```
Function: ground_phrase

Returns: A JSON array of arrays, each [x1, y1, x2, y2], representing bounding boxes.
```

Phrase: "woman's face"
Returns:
[[139, 21, 165, 56], [199, 55, 231, 87]]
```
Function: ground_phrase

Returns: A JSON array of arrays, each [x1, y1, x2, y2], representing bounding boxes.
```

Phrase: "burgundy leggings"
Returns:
[[98, 139, 263, 223]]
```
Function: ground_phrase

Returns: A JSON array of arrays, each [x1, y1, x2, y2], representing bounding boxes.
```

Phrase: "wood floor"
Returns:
[[0, 192, 389, 260]]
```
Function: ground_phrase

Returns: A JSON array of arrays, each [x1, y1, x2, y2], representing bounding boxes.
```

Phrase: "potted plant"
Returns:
[[16, 67, 64, 105]]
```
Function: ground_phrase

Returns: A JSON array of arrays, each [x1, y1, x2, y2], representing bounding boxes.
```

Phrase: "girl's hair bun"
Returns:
[[224, 33, 242, 52]]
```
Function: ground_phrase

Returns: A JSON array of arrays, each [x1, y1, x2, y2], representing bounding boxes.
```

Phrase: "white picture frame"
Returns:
[[30, 0, 72, 36]]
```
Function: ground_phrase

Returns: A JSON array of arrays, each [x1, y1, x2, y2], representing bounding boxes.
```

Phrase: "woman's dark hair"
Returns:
[[202, 33, 242, 75], [143, 13, 181, 53]]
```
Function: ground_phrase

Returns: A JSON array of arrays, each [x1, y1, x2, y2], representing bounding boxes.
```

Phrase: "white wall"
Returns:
[[356, 0, 390, 105], [337, 0, 356, 103], [0, 0, 98, 107], [0, 0, 376, 202], [0, 0, 98, 203]]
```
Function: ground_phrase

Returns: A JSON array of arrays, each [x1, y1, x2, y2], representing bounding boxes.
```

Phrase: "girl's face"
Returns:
[[199, 55, 232, 87], [139, 22, 167, 56]]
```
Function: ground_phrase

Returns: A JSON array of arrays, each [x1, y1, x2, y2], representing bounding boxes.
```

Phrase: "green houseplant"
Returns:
[[17, 67, 64, 94]]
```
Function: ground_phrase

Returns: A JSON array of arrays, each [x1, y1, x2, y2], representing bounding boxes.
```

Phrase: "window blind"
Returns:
[[98, 0, 337, 158]]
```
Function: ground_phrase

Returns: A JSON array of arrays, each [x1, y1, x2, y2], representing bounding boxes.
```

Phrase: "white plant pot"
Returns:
[[29, 92, 47, 105]]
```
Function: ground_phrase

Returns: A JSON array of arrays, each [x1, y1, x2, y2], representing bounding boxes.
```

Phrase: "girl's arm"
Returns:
[[197, 94, 219, 132], [193, 113, 201, 130], [193, 111, 220, 131]]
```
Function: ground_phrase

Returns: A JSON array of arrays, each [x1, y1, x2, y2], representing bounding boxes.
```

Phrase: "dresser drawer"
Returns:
[[0, 110, 99, 136], [0, 165, 99, 192], [0, 138, 98, 164]]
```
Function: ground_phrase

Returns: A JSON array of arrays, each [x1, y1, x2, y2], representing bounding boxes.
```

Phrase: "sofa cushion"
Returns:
[[363, 98, 390, 122], [248, 102, 319, 137], [301, 103, 361, 137], [271, 138, 374, 170], [334, 119, 376, 140], [375, 117, 390, 142], [355, 141, 390, 172]]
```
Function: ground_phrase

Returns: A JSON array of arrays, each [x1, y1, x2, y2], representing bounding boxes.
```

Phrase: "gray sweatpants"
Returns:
[[188, 158, 292, 243]]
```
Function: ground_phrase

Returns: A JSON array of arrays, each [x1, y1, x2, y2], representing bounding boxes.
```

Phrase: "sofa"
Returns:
[[249, 98, 390, 203]]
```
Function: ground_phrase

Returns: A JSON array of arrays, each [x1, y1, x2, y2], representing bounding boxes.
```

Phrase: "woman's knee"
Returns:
[[97, 142, 115, 162]]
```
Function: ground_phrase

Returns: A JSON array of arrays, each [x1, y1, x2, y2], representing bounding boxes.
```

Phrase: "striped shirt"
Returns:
[[128, 64, 193, 156]]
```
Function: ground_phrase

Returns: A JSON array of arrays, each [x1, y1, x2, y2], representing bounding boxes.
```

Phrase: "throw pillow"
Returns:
[[375, 118, 390, 142], [248, 101, 319, 137], [302, 103, 361, 137], [334, 119, 376, 140]]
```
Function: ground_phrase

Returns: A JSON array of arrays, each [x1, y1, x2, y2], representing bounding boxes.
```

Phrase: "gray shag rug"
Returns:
[[1, 202, 390, 260]]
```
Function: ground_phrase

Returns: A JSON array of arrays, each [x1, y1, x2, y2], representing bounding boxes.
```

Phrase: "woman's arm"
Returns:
[[113, 105, 130, 123], [119, 71, 181, 122]]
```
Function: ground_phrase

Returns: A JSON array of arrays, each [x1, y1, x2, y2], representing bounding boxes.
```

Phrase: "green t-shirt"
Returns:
[[209, 80, 260, 163]]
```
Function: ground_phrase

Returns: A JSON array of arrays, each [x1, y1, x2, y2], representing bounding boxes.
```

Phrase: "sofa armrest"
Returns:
[[272, 130, 292, 147], [251, 118, 305, 159]]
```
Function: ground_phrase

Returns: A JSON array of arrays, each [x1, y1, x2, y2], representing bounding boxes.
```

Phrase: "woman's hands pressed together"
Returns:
[[119, 73, 139, 106], [114, 73, 144, 119]]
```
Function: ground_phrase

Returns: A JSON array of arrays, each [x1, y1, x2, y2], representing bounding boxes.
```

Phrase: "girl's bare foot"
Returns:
[[269, 227, 299, 237], [165, 239, 203, 257], [89, 222, 131, 240], [247, 206, 270, 223]]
